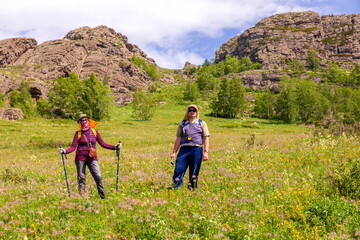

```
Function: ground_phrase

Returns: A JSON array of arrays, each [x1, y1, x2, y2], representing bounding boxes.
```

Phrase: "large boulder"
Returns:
[[0, 108, 24, 120]]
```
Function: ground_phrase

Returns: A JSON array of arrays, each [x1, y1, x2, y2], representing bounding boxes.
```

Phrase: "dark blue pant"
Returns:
[[75, 160, 105, 198], [172, 146, 203, 188]]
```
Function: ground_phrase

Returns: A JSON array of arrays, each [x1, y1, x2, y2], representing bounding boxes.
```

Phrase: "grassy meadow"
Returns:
[[0, 102, 359, 239]]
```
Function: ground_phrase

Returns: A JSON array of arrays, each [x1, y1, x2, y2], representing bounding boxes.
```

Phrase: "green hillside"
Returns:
[[0, 99, 359, 239]]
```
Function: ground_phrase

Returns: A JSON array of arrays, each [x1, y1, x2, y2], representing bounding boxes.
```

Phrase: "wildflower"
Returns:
[[214, 233, 224, 239]]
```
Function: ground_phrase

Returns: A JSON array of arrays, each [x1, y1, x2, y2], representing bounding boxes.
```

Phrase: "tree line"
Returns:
[[255, 76, 360, 125], [183, 55, 360, 126], [4, 73, 114, 121], [2, 53, 360, 127]]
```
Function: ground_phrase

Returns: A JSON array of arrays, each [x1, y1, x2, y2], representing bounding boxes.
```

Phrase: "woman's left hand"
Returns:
[[202, 152, 209, 161]]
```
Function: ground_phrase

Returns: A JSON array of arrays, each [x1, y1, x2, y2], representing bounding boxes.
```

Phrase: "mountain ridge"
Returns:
[[0, 25, 177, 105], [0, 11, 359, 106]]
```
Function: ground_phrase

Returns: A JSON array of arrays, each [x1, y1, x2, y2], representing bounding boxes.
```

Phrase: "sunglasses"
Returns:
[[80, 118, 89, 122], [188, 109, 197, 112]]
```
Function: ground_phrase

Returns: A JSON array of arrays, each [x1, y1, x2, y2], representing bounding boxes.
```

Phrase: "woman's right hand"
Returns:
[[170, 152, 176, 160], [59, 148, 66, 154]]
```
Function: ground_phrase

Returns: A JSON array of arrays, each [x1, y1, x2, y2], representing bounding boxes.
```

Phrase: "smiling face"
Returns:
[[188, 107, 197, 119], [80, 118, 90, 130]]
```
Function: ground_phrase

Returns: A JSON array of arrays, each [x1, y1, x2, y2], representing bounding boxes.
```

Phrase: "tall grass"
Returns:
[[0, 103, 359, 239]]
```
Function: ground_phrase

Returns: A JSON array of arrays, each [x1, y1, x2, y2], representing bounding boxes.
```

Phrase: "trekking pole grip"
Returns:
[[59, 145, 67, 159]]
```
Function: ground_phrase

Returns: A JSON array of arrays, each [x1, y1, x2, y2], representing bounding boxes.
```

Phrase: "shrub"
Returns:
[[0, 93, 4, 107], [305, 197, 359, 235], [322, 63, 348, 84], [36, 98, 51, 118], [347, 64, 360, 86], [185, 66, 197, 75], [131, 89, 157, 121], [1, 169, 28, 183], [329, 159, 360, 199], [307, 48, 321, 71], [183, 80, 200, 101], [288, 59, 305, 74], [9, 81, 35, 118], [130, 55, 160, 81]]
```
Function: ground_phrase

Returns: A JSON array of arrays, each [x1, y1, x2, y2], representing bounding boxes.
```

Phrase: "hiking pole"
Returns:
[[115, 141, 122, 191], [59, 145, 71, 197]]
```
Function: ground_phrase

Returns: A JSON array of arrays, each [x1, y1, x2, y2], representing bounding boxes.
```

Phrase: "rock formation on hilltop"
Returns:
[[215, 11, 360, 69], [1, 11, 360, 107], [0, 25, 175, 104]]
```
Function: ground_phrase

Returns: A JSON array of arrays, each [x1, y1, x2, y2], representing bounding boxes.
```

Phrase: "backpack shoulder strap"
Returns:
[[180, 120, 187, 135], [91, 128, 97, 137], [77, 129, 97, 139], [197, 119, 203, 131], [180, 120, 187, 128]]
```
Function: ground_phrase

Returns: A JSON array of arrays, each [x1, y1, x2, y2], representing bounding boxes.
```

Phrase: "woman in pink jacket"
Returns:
[[59, 114, 120, 199]]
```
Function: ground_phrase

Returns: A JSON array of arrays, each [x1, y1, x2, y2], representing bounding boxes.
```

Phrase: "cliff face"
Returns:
[[215, 11, 360, 69], [0, 25, 175, 104]]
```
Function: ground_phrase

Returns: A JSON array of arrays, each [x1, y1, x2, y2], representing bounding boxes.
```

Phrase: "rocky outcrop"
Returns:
[[0, 108, 24, 120], [215, 11, 360, 69], [183, 62, 198, 70], [0, 38, 37, 66], [231, 70, 287, 93], [0, 25, 176, 104]]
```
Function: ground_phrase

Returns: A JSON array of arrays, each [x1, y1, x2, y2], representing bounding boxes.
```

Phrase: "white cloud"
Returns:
[[0, 0, 356, 68], [145, 48, 205, 69]]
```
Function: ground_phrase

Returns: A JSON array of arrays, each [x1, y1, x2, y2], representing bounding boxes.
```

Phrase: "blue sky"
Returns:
[[0, 0, 359, 69]]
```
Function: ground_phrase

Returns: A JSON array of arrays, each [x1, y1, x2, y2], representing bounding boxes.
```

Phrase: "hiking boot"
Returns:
[[167, 182, 180, 190]]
